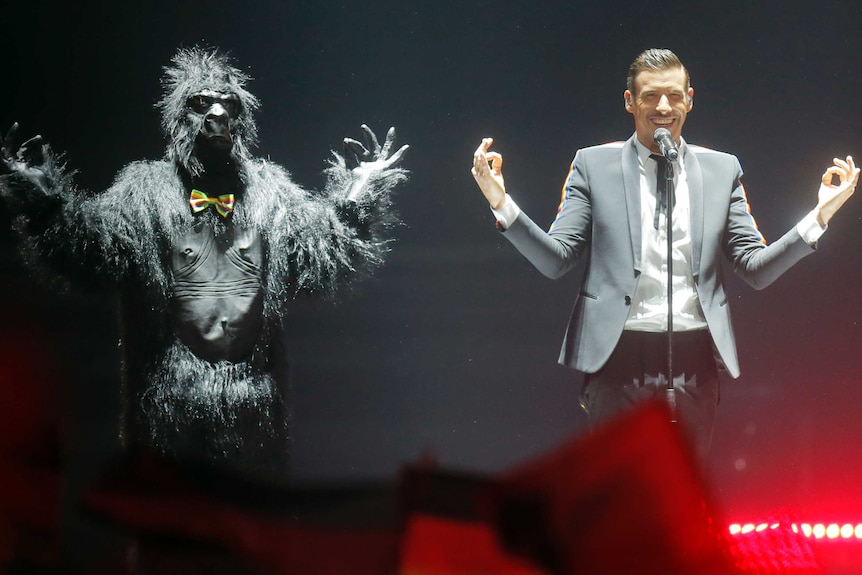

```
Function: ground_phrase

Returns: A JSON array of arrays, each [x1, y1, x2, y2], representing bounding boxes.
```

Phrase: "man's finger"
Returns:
[[833, 157, 851, 172], [823, 166, 844, 185], [474, 141, 488, 158], [487, 152, 503, 174], [473, 149, 487, 170]]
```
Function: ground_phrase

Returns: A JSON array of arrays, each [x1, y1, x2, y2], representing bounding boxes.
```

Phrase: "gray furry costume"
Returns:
[[0, 47, 408, 478]]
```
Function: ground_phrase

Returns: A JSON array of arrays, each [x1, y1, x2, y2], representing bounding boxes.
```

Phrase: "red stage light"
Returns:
[[730, 521, 862, 541]]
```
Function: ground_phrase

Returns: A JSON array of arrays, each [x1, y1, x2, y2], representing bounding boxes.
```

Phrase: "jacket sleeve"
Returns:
[[722, 159, 815, 290], [501, 151, 592, 280]]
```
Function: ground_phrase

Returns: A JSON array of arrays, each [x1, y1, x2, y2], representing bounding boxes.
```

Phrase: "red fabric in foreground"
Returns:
[[486, 400, 737, 574], [399, 514, 544, 575], [81, 400, 825, 574], [84, 451, 400, 574]]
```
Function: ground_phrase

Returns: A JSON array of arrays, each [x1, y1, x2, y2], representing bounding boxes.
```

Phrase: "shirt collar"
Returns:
[[633, 134, 688, 166]]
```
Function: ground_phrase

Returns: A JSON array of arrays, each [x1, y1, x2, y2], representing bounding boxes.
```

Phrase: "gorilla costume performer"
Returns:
[[0, 47, 408, 478]]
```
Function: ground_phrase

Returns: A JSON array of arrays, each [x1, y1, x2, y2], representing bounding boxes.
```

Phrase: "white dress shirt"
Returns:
[[626, 138, 705, 332]]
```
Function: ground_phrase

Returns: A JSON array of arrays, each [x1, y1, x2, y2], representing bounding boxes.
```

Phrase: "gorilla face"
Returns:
[[158, 47, 260, 177], [187, 89, 242, 152]]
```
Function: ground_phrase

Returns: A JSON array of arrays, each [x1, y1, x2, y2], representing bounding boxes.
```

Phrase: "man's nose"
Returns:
[[656, 95, 671, 112]]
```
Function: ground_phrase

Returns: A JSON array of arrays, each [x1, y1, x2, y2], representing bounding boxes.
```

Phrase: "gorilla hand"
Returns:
[[0, 123, 50, 194], [342, 124, 408, 200]]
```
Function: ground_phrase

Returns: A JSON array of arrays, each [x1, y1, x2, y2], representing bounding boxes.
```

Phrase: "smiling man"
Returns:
[[470, 48, 858, 459], [625, 54, 692, 154]]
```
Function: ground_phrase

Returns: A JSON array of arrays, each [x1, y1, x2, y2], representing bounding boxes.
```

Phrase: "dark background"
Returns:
[[2, 0, 861, 527]]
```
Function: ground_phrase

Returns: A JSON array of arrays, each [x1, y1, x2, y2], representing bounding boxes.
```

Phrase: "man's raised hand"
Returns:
[[816, 155, 859, 227], [471, 137, 506, 210]]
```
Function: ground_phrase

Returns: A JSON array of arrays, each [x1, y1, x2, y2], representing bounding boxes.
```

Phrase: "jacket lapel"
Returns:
[[621, 136, 642, 272], [681, 140, 704, 281]]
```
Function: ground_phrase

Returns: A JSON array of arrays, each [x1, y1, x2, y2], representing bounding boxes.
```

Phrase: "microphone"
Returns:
[[653, 128, 679, 162]]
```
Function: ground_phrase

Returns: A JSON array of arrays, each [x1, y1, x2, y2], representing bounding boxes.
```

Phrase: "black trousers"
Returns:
[[580, 329, 720, 461]]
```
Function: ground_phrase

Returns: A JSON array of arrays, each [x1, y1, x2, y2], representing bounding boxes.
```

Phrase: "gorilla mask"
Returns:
[[157, 47, 260, 177]]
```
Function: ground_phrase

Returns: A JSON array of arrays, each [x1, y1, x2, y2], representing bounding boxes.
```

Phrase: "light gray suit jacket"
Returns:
[[502, 135, 815, 378]]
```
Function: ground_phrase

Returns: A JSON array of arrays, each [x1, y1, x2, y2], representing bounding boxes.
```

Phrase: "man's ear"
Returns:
[[624, 90, 633, 112], [686, 88, 694, 111]]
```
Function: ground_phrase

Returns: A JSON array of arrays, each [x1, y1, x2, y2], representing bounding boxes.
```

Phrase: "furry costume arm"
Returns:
[[0, 124, 157, 287], [262, 125, 408, 301]]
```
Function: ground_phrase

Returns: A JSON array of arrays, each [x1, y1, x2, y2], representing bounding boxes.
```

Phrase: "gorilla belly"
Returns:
[[171, 223, 264, 363]]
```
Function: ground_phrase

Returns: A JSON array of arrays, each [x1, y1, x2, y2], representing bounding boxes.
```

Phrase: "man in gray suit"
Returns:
[[471, 49, 859, 458]]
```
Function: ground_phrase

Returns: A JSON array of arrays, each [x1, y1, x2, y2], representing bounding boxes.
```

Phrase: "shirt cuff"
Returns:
[[491, 194, 521, 230], [796, 209, 826, 245]]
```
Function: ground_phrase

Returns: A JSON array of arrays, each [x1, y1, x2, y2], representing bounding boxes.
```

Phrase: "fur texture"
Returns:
[[0, 47, 408, 478]]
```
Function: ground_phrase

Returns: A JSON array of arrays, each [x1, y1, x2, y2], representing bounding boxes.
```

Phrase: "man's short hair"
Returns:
[[626, 49, 690, 96]]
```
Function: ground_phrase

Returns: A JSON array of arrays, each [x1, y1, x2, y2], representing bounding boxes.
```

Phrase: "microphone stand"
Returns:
[[662, 158, 677, 424]]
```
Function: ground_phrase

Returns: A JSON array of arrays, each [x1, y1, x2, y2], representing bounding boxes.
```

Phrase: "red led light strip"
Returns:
[[729, 522, 862, 540]]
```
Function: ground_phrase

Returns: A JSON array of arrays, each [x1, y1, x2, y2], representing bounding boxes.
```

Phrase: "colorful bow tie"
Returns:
[[189, 189, 235, 218]]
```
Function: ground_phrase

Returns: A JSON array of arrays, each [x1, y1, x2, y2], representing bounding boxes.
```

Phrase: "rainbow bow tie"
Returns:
[[189, 189, 235, 218]]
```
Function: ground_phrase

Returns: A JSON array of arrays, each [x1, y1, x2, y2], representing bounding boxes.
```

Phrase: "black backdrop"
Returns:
[[3, 0, 862, 523]]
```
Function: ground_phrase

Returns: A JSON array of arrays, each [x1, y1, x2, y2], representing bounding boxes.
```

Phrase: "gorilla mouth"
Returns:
[[207, 134, 233, 147]]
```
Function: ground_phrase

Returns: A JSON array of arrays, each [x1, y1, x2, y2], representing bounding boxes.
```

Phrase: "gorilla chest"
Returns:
[[170, 222, 264, 362]]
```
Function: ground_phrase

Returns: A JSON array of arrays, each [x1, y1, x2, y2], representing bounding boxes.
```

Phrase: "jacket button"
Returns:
[[624, 295, 632, 305]]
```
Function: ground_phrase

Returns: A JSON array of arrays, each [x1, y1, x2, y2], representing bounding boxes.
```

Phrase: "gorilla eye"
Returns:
[[221, 98, 240, 117], [188, 95, 211, 114]]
